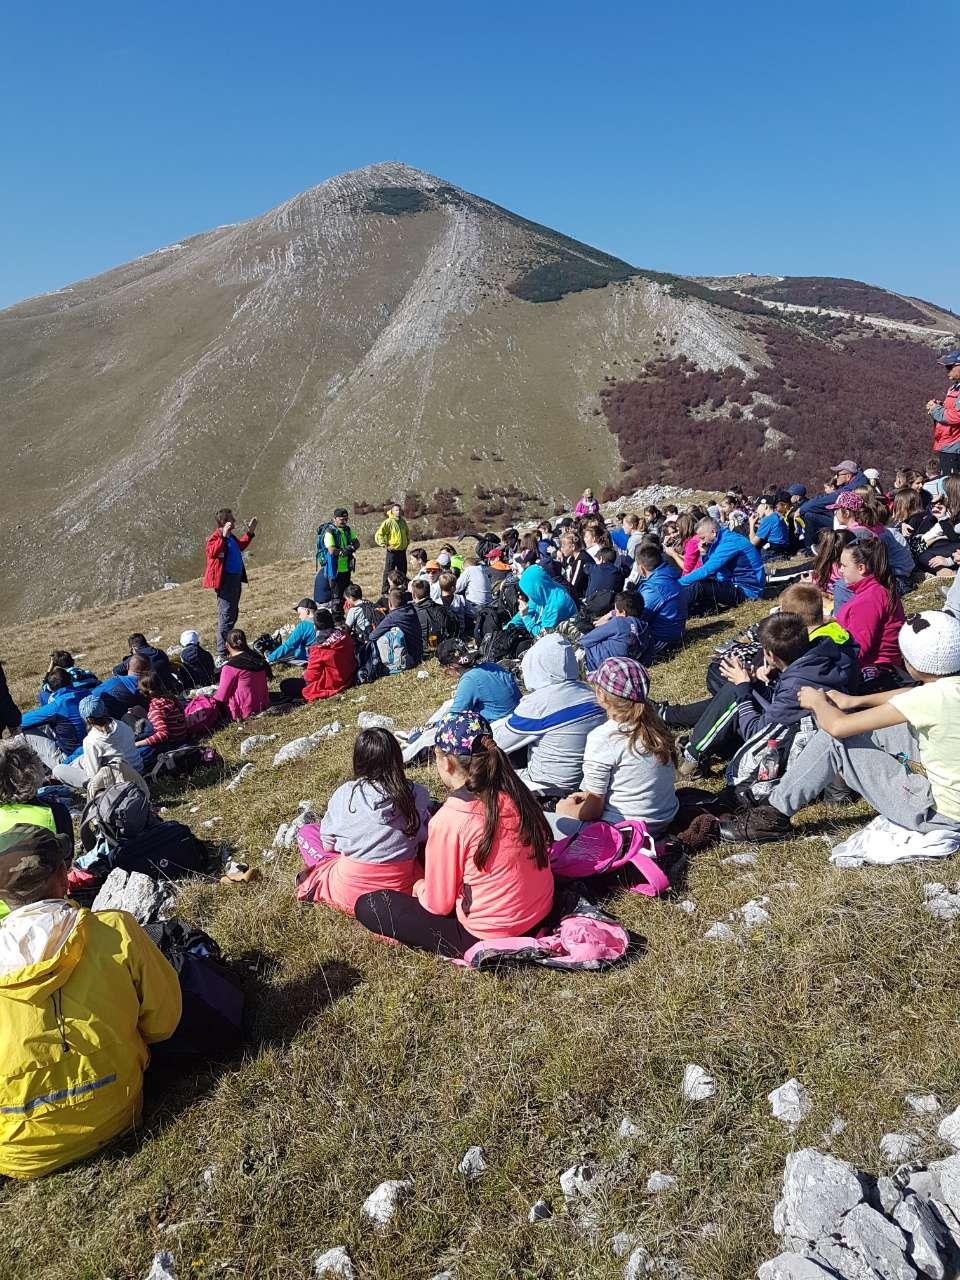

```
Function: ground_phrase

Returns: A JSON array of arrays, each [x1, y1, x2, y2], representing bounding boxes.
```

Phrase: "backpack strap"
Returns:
[[625, 851, 671, 897]]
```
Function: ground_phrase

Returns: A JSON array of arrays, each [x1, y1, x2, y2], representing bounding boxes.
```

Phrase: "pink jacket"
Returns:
[[836, 575, 904, 669], [416, 791, 554, 939], [574, 499, 599, 517], [682, 536, 702, 574], [214, 661, 270, 721]]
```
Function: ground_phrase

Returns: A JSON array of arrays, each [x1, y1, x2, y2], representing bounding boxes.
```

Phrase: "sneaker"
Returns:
[[718, 803, 792, 844]]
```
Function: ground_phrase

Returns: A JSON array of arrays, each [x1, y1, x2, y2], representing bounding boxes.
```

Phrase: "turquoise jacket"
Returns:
[[509, 566, 577, 636]]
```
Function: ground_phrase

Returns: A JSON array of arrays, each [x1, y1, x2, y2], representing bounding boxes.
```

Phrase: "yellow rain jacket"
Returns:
[[0, 900, 181, 1179], [374, 515, 410, 552]]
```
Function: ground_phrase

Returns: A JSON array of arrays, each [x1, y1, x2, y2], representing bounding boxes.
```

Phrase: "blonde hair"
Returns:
[[596, 689, 677, 767]]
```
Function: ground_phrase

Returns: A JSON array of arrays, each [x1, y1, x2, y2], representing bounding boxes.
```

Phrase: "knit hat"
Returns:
[[587, 656, 650, 703], [0, 824, 71, 902], [437, 552, 451, 566], [433, 710, 494, 756], [898, 611, 960, 676], [78, 694, 107, 721], [827, 490, 865, 512], [180, 629, 200, 647]]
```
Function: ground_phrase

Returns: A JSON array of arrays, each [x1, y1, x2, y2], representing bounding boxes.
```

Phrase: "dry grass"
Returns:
[[0, 564, 957, 1280]]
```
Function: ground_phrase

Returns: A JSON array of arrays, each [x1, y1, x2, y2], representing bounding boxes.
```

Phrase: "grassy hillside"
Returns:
[[0, 551, 957, 1280]]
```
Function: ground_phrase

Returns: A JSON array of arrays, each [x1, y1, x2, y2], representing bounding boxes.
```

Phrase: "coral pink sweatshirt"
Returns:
[[416, 791, 554, 939], [835, 574, 905, 669]]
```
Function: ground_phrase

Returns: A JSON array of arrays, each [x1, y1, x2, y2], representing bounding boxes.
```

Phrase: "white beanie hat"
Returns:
[[898, 611, 960, 676], [180, 629, 200, 647], [863, 467, 881, 481]]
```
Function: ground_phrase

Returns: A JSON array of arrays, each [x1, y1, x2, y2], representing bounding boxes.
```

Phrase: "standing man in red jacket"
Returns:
[[203, 508, 258, 659], [928, 349, 960, 477]]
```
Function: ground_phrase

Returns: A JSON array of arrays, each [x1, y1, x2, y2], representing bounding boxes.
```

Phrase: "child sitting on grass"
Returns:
[[553, 657, 678, 835], [355, 711, 554, 958], [298, 728, 432, 917], [134, 671, 192, 751]]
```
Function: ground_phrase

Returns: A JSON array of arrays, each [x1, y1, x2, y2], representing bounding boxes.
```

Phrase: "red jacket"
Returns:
[[303, 632, 356, 702], [203, 528, 254, 591], [932, 382, 960, 453]]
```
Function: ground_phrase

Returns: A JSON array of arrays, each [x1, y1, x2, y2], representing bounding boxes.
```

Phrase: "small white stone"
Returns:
[[201, 1164, 216, 1187], [675, 899, 695, 914], [357, 712, 396, 730], [624, 1247, 650, 1280], [312, 1246, 355, 1279], [617, 1116, 641, 1140], [189, 805, 199, 814], [905, 1092, 941, 1115], [224, 762, 255, 791], [879, 1132, 921, 1163], [722, 851, 758, 867], [145, 1253, 178, 1280], [416, 669, 430, 679], [646, 1171, 677, 1193], [528, 1199, 552, 1222], [458, 1145, 487, 1179], [361, 1178, 413, 1228], [735, 895, 771, 930], [768, 1078, 812, 1129], [201, 817, 222, 829], [681, 1063, 716, 1102], [703, 922, 736, 942], [609, 1231, 640, 1258], [559, 1163, 597, 1199], [239, 733, 278, 757]]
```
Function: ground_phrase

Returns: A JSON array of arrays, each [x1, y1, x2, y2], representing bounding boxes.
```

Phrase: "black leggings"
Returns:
[[355, 890, 481, 958], [663, 679, 740, 761]]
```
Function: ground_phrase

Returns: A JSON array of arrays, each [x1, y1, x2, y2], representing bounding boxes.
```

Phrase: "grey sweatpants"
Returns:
[[17, 730, 67, 771], [216, 572, 243, 656], [769, 721, 959, 835]]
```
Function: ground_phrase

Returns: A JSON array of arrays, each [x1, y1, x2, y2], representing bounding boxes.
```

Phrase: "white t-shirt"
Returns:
[[580, 719, 679, 832], [82, 719, 142, 778], [890, 677, 960, 822]]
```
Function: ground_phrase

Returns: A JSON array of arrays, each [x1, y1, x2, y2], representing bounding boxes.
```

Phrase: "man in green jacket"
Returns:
[[375, 502, 410, 593]]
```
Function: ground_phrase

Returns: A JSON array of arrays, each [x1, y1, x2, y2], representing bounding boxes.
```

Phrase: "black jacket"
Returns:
[[0, 662, 21, 733], [370, 604, 424, 666]]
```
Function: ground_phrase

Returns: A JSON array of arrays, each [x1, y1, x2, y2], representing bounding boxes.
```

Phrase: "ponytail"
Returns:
[[459, 737, 551, 870], [846, 536, 898, 608]]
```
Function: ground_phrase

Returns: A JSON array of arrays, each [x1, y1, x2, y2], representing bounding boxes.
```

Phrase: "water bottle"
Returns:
[[756, 739, 781, 785]]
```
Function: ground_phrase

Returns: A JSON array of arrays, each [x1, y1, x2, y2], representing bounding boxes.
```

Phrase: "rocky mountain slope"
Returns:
[[1, 162, 956, 621]]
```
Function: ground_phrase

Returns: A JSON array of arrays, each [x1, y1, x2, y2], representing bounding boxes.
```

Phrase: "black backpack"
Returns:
[[113, 820, 212, 879], [144, 918, 244, 1062], [80, 780, 154, 852]]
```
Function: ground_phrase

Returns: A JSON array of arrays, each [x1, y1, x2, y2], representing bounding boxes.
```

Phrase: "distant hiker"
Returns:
[[266, 599, 318, 666], [574, 489, 600, 518], [298, 728, 432, 917], [0, 821, 181, 1179], [319, 508, 359, 619], [214, 629, 271, 721], [203, 508, 258, 659], [112, 633, 176, 690], [355, 710, 554, 958], [678, 518, 765, 615], [177, 630, 216, 690], [375, 502, 411, 593], [797, 461, 868, 549], [928, 349, 960, 477]]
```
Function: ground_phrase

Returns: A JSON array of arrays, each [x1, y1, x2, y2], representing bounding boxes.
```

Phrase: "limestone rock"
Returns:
[[357, 712, 396, 730], [838, 1202, 913, 1280], [92, 869, 174, 926], [876, 1175, 903, 1215], [272, 799, 316, 848], [458, 1145, 487, 1179], [773, 1149, 865, 1243], [769, 1079, 812, 1129], [937, 1106, 960, 1150], [922, 883, 960, 920], [145, 1253, 178, 1280], [224, 762, 255, 790], [879, 1132, 921, 1163], [624, 1247, 650, 1280], [528, 1199, 552, 1222], [617, 1116, 641, 1140], [704, 922, 736, 941], [646, 1171, 677, 1193], [681, 1063, 716, 1101], [892, 1193, 950, 1280], [609, 1231, 640, 1258], [722, 851, 758, 867], [361, 1178, 413, 1228], [312, 1246, 355, 1278], [758, 1256, 838, 1280], [559, 1163, 597, 1200], [736, 895, 771, 931], [239, 733, 278, 757], [273, 723, 342, 767], [906, 1093, 942, 1116]]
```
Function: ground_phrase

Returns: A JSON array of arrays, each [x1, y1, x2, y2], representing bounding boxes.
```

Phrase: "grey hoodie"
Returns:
[[320, 779, 432, 864], [493, 633, 604, 791]]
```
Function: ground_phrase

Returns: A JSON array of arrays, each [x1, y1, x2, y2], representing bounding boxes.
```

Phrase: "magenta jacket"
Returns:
[[835, 575, 905, 669], [215, 659, 271, 721]]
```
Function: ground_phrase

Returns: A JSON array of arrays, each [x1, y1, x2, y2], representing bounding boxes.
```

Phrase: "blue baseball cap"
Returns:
[[785, 483, 807, 498], [937, 349, 960, 367]]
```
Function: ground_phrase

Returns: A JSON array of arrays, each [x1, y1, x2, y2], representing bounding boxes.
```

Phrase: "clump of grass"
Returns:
[[0, 561, 957, 1280]]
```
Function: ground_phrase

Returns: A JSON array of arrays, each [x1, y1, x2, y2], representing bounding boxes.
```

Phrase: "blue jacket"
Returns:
[[679, 529, 765, 600], [508, 565, 577, 636], [584, 561, 625, 598], [581, 616, 654, 671], [37, 666, 98, 707], [267, 619, 317, 664], [20, 687, 86, 756], [635, 563, 687, 643], [798, 472, 870, 524], [90, 674, 142, 720], [113, 644, 175, 687]]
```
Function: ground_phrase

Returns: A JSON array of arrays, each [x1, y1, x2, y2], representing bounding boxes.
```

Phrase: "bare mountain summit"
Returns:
[[1, 163, 954, 621]]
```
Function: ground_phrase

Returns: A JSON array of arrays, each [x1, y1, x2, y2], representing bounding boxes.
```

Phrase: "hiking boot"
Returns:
[[821, 779, 857, 805], [677, 752, 705, 782], [718, 803, 792, 844]]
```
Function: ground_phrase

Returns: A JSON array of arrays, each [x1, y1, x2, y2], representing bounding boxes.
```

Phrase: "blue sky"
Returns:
[[2, 1, 955, 310]]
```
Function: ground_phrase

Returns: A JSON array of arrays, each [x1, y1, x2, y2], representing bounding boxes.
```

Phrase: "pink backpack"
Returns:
[[549, 819, 671, 897], [183, 693, 222, 736]]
